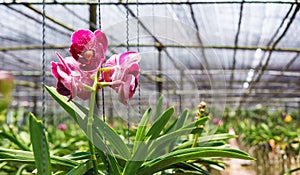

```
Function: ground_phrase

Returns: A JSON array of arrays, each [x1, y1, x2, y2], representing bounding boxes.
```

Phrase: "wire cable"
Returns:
[[41, 0, 46, 174]]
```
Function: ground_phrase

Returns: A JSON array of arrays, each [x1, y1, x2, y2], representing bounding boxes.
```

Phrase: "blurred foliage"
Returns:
[[217, 106, 300, 174]]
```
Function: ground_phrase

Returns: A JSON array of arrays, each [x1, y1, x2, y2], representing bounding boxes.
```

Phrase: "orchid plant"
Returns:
[[0, 29, 254, 175], [50, 29, 141, 174]]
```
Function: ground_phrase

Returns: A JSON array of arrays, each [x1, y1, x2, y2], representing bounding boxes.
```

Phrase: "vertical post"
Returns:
[[89, 4, 97, 31], [156, 44, 163, 99], [33, 77, 38, 115], [157, 46, 163, 99], [179, 70, 184, 112]]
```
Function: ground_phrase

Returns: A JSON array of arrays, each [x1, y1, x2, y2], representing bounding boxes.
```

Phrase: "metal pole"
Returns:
[[89, 4, 97, 31], [157, 48, 163, 99]]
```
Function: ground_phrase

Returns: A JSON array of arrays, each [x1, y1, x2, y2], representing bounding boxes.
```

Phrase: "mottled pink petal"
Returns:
[[94, 30, 108, 54], [70, 43, 85, 61], [69, 29, 108, 71], [119, 52, 141, 66], [51, 52, 95, 101], [51, 62, 60, 79], [71, 29, 93, 46], [103, 52, 140, 105]]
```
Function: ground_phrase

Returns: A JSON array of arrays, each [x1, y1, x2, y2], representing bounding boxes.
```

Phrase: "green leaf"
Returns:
[[0, 147, 35, 163], [63, 152, 90, 161], [194, 158, 225, 170], [29, 112, 52, 175], [16, 164, 29, 175], [96, 149, 122, 175], [165, 109, 189, 133], [0, 129, 30, 151], [176, 162, 211, 175], [153, 96, 163, 120], [163, 109, 189, 134], [133, 108, 152, 152], [173, 109, 189, 131], [138, 147, 254, 175], [146, 107, 175, 140], [174, 133, 236, 150], [0, 148, 78, 169], [66, 160, 92, 175], [182, 116, 209, 129], [199, 141, 227, 147], [148, 128, 195, 156]]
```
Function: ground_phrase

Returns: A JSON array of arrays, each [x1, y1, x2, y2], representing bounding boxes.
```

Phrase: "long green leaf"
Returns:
[[96, 148, 122, 175], [0, 148, 78, 169], [66, 160, 92, 175], [167, 109, 189, 133], [138, 147, 254, 175], [133, 108, 152, 152], [0, 130, 30, 151], [182, 116, 209, 129], [63, 152, 90, 161], [153, 96, 163, 120], [146, 107, 174, 140], [144, 128, 195, 161], [147, 128, 194, 156], [29, 113, 52, 175], [177, 162, 211, 175], [16, 164, 29, 175], [174, 133, 236, 150]]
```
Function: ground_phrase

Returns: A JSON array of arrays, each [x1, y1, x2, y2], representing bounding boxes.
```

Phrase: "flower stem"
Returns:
[[192, 102, 206, 148], [87, 71, 100, 174], [191, 134, 199, 148]]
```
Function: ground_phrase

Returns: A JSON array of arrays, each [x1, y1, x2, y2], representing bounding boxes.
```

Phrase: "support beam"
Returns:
[[5, 5, 71, 36], [10, 69, 300, 77], [157, 49, 163, 98], [2, 44, 300, 52], [24, 4, 76, 32], [2, 1, 299, 5]]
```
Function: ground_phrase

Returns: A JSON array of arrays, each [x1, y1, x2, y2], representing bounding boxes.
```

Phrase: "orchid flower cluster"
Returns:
[[51, 29, 140, 105]]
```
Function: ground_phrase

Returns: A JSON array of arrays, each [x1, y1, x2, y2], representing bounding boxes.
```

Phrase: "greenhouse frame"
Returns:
[[0, 0, 299, 175]]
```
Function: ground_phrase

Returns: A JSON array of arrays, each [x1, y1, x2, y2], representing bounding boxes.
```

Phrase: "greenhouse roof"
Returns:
[[0, 0, 299, 114]]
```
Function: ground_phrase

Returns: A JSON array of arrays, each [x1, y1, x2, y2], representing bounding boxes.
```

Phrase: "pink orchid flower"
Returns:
[[51, 52, 94, 101], [103, 52, 141, 105], [69, 29, 108, 71], [57, 123, 67, 131]]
